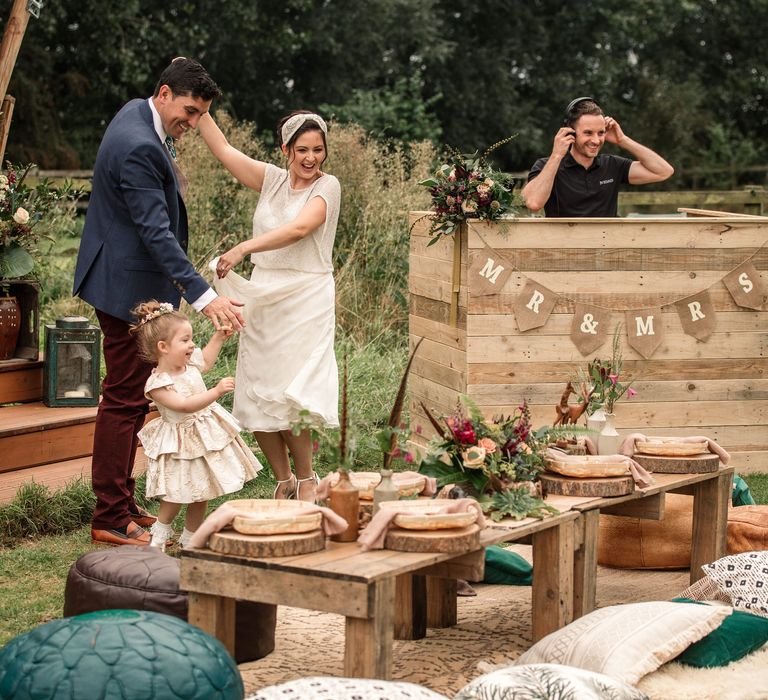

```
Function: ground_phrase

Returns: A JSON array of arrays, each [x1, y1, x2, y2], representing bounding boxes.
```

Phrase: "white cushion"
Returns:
[[703, 551, 768, 618], [245, 676, 449, 700], [455, 663, 648, 699], [515, 601, 731, 685]]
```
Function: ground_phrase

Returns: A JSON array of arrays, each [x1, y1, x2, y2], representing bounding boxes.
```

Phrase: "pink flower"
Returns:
[[312, 440, 319, 453], [415, 425, 423, 435], [478, 437, 497, 454], [627, 388, 637, 397], [404, 452, 414, 463], [609, 374, 619, 385]]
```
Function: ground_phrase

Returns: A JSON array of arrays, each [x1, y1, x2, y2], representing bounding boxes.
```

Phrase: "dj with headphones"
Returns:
[[521, 97, 674, 217]]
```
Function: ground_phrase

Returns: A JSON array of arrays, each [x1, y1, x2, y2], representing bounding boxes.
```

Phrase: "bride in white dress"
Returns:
[[198, 110, 340, 503]]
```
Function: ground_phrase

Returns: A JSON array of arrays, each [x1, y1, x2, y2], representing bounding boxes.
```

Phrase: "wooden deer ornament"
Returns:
[[553, 381, 595, 426]]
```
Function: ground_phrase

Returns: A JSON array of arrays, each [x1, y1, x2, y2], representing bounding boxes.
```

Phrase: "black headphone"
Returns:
[[563, 96, 595, 127]]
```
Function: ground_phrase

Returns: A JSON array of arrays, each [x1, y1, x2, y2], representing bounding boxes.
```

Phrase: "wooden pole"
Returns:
[[0, 0, 32, 106], [0, 94, 15, 164]]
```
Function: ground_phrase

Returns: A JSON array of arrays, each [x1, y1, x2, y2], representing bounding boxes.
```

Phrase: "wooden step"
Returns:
[[0, 449, 148, 504], [0, 402, 98, 471], [0, 357, 43, 404]]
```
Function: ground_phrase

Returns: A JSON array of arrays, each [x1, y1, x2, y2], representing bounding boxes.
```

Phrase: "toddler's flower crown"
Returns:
[[139, 302, 174, 326]]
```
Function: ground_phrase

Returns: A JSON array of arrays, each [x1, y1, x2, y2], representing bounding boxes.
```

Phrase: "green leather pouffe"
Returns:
[[0, 609, 244, 700]]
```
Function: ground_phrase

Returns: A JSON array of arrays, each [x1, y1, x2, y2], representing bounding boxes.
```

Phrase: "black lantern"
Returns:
[[43, 316, 100, 407]]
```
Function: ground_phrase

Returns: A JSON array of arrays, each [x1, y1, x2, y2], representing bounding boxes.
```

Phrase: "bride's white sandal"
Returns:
[[273, 473, 297, 499], [295, 471, 320, 503]]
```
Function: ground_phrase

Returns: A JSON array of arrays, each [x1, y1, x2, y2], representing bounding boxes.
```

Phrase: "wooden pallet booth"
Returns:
[[408, 213, 768, 475]]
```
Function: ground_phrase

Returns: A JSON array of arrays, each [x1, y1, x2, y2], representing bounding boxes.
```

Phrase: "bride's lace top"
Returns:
[[250, 163, 340, 273]]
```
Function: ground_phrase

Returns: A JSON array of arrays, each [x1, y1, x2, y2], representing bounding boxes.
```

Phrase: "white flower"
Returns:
[[12, 207, 29, 225], [462, 445, 486, 468], [0, 175, 8, 190]]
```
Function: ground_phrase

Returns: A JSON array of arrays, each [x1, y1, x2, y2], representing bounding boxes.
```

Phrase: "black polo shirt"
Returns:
[[527, 152, 632, 217]]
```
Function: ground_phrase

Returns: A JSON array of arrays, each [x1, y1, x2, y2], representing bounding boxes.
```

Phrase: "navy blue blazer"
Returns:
[[74, 99, 210, 323]]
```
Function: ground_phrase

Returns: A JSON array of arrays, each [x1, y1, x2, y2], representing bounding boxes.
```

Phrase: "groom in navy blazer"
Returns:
[[74, 58, 244, 546]]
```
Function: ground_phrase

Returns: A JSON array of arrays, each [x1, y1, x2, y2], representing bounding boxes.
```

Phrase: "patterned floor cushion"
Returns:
[[454, 663, 648, 699], [245, 676, 449, 699]]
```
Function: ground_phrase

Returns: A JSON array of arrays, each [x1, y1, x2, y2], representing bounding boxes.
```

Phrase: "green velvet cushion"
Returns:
[[672, 598, 768, 667], [483, 545, 532, 586]]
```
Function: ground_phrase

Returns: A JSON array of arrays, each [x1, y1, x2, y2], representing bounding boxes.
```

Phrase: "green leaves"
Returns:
[[0, 245, 34, 280], [481, 486, 559, 522]]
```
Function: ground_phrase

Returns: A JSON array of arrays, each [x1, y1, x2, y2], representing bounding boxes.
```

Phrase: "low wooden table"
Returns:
[[569, 465, 734, 618], [180, 509, 578, 678]]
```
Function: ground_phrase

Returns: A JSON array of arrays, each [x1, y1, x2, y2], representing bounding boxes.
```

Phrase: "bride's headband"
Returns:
[[281, 113, 327, 146]]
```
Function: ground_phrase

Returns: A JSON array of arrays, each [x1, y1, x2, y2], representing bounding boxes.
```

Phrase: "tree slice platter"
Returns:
[[384, 524, 481, 553], [633, 453, 720, 474], [540, 473, 634, 497], [208, 528, 325, 557]]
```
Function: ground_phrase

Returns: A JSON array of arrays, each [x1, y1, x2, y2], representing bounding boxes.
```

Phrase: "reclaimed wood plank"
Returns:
[[468, 289, 754, 314], [468, 359, 768, 384], [344, 577, 395, 678], [187, 593, 236, 657], [532, 517, 574, 641], [394, 574, 426, 640], [467, 311, 766, 336], [690, 471, 732, 584], [573, 510, 599, 618]]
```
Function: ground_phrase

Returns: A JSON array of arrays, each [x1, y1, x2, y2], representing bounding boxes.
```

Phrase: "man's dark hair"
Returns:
[[564, 98, 604, 128], [153, 57, 221, 101]]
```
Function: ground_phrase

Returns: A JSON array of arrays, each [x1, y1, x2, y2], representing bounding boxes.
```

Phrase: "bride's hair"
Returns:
[[277, 110, 329, 164]]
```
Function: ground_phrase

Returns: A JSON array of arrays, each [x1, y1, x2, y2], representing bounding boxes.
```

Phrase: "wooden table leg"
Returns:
[[573, 510, 599, 619], [532, 517, 574, 642], [394, 573, 426, 640], [344, 577, 395, 679], [690, 470, 732, 584], [187, 592, 236, 657], [426, 576, 457, 628]]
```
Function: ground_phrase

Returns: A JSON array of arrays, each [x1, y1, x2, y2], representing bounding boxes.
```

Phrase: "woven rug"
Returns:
[[239, 546, 689, 697]]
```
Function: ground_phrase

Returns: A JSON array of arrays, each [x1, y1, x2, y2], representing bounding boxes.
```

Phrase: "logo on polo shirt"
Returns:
[[599, 178, 614, 185]]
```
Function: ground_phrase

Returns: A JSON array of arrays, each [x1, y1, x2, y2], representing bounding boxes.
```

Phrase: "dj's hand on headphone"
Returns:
[[604, 116, 625, 145], [552, 127, 576, 158]]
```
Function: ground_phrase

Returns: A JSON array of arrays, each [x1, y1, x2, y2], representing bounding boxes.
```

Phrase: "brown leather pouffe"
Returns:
[[727, 505, 768, 553], [597, 494, 693, 569], [63, 545, 276, 663]]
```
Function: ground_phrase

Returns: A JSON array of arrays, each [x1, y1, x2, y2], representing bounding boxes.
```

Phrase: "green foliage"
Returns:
[[480, 486, 560, 523], [8, 0, 768, 188], [322, 73, 442, 144], [0, 479, 95, 547]]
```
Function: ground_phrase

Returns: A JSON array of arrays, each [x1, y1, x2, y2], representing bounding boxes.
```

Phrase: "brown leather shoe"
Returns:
[[91, 522, 151, 546], [129, 506, 157, 527]]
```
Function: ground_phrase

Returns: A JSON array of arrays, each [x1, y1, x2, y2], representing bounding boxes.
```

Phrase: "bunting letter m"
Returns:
[[479, 257, 505, 285], [635, 314, 655, 336]]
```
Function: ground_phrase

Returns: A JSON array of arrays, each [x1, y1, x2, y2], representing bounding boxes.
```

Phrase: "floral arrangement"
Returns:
[[418, 396, 559, 521], [0, 163, 81, 280], [585, 327, 636, 415], [418, 137, 524, 245]]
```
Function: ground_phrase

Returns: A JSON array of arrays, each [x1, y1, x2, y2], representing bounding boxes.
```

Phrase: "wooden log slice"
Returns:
[[540, 473, 634, 497], [385, 524, 481, 553], [633, 453, 720, 474], [208, 528, 325, 557]]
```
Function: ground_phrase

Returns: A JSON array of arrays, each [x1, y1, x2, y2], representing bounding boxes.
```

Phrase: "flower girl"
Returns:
[[130, 300, 262, 549]]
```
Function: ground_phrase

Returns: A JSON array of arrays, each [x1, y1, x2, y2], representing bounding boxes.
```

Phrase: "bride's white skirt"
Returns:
[[214, 264, 339, 432]]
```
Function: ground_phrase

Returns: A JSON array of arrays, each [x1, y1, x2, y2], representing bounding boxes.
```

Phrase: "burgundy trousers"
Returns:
[[91, 310, 153, 530]]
